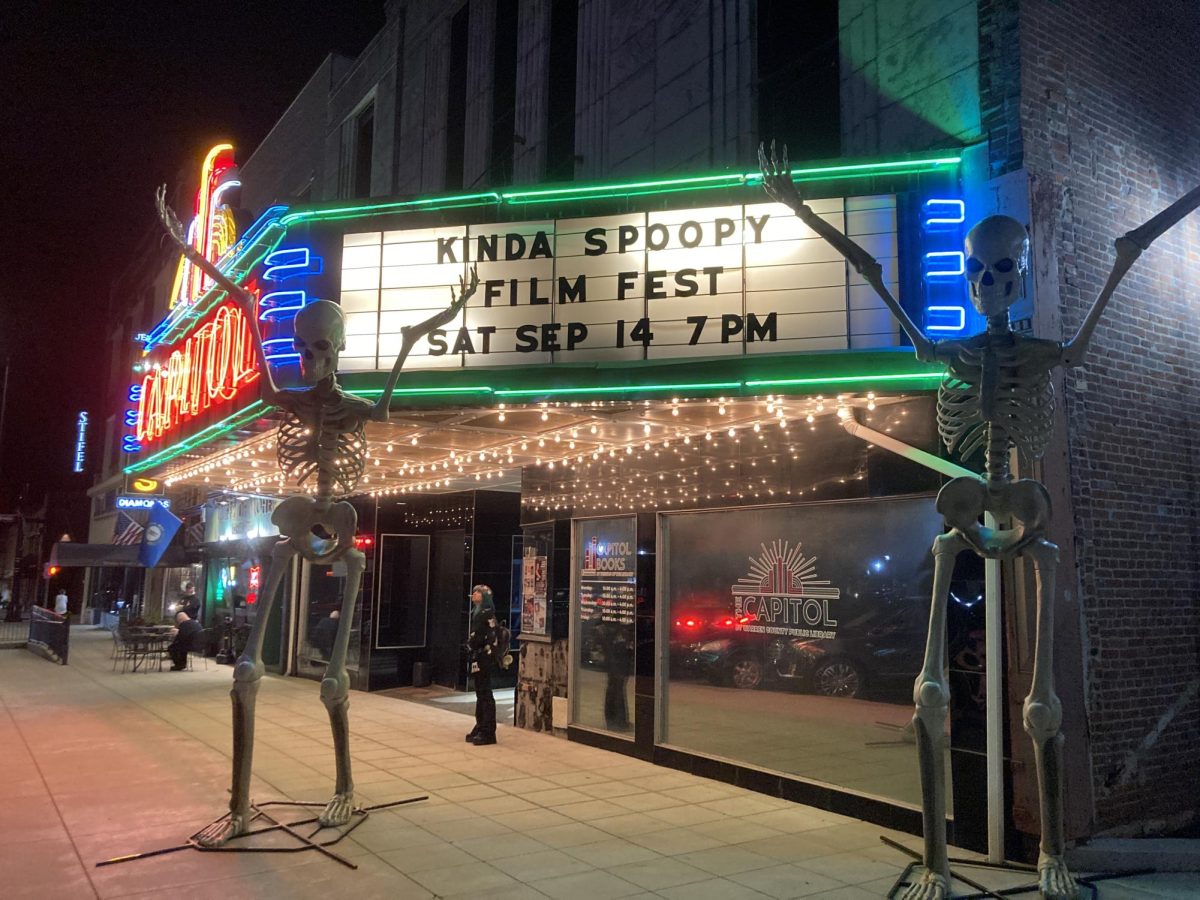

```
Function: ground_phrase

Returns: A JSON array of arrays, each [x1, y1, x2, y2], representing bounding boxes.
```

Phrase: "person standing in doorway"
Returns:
[[466, 585, 498, 745], [54, 588, 69, 617]]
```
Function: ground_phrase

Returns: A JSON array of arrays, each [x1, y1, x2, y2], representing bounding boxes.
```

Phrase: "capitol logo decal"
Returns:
[[730, 540, 840, 638]]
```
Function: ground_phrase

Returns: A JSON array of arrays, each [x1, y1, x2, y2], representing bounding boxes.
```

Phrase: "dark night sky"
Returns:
[[0, 1, 385, 507]]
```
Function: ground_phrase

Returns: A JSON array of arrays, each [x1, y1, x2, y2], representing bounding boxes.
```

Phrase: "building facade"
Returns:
[[85, 0, 1199, 857]]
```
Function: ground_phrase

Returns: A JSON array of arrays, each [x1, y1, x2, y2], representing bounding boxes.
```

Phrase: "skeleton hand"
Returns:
[[450, 264, 481, 315], [758, 141, 804, 211], [155, 185, 189, 249]]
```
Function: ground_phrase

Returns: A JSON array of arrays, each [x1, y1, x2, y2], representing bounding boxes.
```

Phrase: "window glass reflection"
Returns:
[[663, 496, 951, 809], [572, 516, 636, 736]]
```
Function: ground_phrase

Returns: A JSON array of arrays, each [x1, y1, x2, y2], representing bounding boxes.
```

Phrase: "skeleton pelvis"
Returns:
[[936, 476, 1051, 558], [272, 496, 358, 564]]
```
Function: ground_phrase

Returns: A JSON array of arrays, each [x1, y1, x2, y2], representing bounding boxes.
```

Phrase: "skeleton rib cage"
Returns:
[[276, 408, 367, 498], [936, 368, 1055, 468]]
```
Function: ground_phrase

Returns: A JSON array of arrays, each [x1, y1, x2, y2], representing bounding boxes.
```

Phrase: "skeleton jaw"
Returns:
[[298, 357, 337, 384]]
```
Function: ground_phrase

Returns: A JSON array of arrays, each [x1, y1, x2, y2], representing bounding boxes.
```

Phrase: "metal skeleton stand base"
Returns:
[[95, 796, 428, 872], [881, 836, 1155, 900]]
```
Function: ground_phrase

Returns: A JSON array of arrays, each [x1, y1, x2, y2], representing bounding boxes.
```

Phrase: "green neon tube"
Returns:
[[348, 386, 494, 397], [745, 373, 943, 387], [494, 381, 744, 397]]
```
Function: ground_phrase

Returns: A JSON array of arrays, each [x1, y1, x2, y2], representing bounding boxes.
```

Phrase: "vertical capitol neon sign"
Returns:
[[168, 144, 240, 311]]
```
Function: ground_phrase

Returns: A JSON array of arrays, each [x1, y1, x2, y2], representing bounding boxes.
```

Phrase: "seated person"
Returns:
[[311, 609, 339, 661], [168, 611, 203, 671]]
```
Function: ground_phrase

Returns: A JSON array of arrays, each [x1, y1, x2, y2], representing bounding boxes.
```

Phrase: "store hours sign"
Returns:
[[336, 197, 902, 370]]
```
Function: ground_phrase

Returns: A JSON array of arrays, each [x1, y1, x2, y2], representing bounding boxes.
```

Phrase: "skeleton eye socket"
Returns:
[[994, 258, 1014, 273], [966, 257, 985, 274], [294, 337, 307, 348], [314, 339, 332, 352]]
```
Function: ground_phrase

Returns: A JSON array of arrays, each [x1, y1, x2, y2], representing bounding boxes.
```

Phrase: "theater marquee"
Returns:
[[335, 197, 902, 370]]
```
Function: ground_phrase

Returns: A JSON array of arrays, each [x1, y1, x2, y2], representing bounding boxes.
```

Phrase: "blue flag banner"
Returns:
[[139, 502, 183, 568]]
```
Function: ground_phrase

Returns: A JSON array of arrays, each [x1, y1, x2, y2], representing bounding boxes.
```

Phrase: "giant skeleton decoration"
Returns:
[[156, 188, 478, 847], [760, 145, 1200, 900]]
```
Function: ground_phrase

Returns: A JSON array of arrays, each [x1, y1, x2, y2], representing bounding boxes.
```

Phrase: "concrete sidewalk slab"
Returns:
[[0, 629, 1194, 899]]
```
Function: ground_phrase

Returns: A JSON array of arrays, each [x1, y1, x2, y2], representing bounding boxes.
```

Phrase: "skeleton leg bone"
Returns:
[[902, 530, 969, 900], [1022, 538, 1079, 900], [318, 546, 366, 827], [196, 539, 298, 848]]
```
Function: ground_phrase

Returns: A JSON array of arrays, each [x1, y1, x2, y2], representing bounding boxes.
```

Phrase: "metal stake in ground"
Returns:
[[94, 796, 428, 869]]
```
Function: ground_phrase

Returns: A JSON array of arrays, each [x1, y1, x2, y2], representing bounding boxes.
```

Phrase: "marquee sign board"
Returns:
[[333, 197, 902, 371]]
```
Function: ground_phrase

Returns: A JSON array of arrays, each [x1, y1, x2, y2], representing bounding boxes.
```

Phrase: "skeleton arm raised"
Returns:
[[155, 186, 285, 405], [1061, 183, 1200, 368], [759, 143, 935, 361], [371, 266, 479, 421]]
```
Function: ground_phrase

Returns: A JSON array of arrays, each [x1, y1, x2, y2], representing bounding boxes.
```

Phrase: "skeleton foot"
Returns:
[[318, 791, 355, 828], [1038, 852, 1079, 900], [900, 867, 948, 900], [195, 811, 250, 848]]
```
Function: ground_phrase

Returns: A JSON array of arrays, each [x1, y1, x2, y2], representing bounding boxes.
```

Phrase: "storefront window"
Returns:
[[297, 559, 364, 677], [661, 496, 950, 810], [374, 534, 430, 648], [161, 564, 203, 619], [571, 516, 636, 736]]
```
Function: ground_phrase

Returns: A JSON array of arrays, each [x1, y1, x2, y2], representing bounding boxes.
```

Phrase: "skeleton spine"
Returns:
[[985, 423, 1012, 483]]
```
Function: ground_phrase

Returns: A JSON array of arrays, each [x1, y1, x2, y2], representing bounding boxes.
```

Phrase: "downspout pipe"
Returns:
[[840, 415, 1005, 865]]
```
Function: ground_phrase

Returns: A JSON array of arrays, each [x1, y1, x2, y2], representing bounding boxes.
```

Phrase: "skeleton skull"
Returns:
[[293, 300, 345, 384], [964, 215, 1029, 318]]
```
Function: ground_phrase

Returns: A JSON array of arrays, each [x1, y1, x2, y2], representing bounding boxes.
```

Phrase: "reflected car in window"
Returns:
[[677, 577, 984, 699]]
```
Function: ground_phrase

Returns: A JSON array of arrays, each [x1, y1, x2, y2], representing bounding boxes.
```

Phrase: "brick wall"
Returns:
[[1018, 0, 1200, 834]]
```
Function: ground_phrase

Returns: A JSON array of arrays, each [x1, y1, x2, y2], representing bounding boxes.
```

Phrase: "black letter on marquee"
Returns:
[[515, 324, 539, 352], [541, 323, 562, 352], [715, 218, 735, 245], [584, 227, 607, 256], [450, 327, 476, 354], [645, 270, 667, 300], [484, 280, 503, 307], [505, 233, 527, 260], [720, 314, 743, 343], [437, 236, 459, 264], [477, 326, 496, 353], [686, 315, 707, 345], [679, 221, 702, 248], [558, 275, 586, 303], [746, 214, 770, 244], [617, 271, 638, 301], [530, 232, 553, 259], [646, 223, 670, 251], [674, 269, 698, 296], [618, 225, 638, 253], [428, 329, 449, 355], [746, 312, 777, 342], [567, 322, 588, 350], [702, 266, 723, 294], [530, 277, 549, 304], [475, 234, 497, 262]]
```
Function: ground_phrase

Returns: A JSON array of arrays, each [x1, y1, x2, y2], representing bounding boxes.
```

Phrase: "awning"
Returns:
[[48, 542, 192, 569]]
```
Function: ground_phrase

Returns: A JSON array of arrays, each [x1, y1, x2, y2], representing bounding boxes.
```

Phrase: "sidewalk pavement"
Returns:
[[1, 629, 1195, 899]]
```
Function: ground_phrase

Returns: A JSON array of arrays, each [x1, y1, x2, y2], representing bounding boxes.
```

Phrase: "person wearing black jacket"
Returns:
[[168, 611, 203, 671], [466, 585, 498, 745]]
